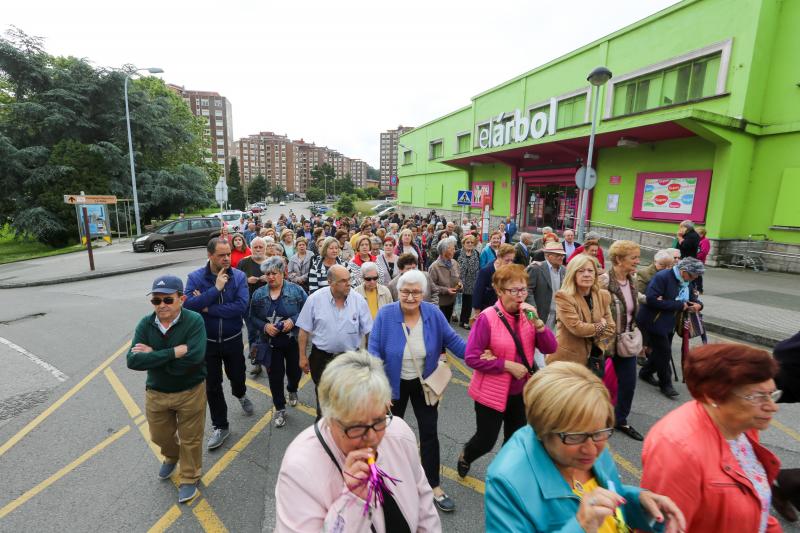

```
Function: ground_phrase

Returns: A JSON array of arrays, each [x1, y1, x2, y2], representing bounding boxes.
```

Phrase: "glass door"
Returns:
[[524, 183, 579, 233]]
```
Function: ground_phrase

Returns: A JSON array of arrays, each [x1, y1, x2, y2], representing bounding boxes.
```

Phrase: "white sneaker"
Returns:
[[274, 410, 286, 428]]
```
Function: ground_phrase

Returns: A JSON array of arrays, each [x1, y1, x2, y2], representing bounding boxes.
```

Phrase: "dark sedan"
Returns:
[[132, 217, 222, 253]]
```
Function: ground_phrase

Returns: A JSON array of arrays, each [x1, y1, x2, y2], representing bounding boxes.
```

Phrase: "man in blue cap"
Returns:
[[127, 274, 208, 504]]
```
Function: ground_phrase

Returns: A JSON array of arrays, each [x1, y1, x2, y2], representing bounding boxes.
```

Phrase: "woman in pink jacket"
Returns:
[[457, 264, 557, 478], [275, 350, 440, 532], [642, 343, 782, 533]]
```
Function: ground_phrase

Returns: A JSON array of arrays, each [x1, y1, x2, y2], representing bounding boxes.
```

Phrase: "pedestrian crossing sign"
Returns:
[[457, 190, 473, 206]]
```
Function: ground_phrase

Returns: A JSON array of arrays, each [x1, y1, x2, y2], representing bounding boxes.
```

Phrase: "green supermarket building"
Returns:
[[396, 0, 800, 272]]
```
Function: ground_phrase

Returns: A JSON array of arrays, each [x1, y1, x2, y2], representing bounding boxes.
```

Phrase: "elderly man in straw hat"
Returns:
[[526, 241, 567, 332]]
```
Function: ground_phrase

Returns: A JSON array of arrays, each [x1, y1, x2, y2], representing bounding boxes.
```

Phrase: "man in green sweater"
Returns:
[[127, 275, 208, 504]]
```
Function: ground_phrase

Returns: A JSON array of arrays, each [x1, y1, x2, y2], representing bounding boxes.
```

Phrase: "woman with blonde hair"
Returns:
[[599, 240, 643, 441], [280, 229, 296, 259], [485, 361, 685, 532], [549, 255, 615, 377]]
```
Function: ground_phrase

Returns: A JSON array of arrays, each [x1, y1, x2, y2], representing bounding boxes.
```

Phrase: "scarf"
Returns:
[[440, 258, 453, 269], [672, 266, 690, 302]]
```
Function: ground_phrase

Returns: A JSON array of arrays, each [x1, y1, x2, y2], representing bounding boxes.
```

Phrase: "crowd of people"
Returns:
[[125, 207, 798, 532]]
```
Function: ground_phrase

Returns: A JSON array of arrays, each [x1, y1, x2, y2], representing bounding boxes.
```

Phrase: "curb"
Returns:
[[0, 261, 187, 289], [702, 320, 781, 348]]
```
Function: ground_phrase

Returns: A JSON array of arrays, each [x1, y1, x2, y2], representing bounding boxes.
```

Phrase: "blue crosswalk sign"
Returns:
[[457, 190, 473, 206]]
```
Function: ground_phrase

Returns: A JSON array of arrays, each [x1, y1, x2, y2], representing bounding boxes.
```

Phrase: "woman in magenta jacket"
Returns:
[[642, 343, 782, 533], [457, 264, 557, 478]]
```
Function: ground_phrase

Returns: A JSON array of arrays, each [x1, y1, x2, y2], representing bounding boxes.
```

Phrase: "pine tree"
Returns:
[[226, 157, 245, 210]]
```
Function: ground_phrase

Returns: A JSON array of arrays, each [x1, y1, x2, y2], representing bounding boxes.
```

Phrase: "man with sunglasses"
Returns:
[[185, 237, 253, 451], [127, 275, 208, 504]]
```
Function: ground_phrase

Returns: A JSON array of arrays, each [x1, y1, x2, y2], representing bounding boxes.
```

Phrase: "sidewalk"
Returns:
[[0, 240, 204, 289]]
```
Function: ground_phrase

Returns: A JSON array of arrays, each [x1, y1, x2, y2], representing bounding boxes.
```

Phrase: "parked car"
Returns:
[[310, 204, 331, 215], [279, 201, 286, 206], [376, 205, 397, 220], [372, 202, 393, 212], [132, 217, 222, 253], [209, 210, 246, 231]]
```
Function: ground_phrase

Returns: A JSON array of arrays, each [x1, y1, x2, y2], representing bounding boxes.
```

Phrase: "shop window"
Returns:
[[428, 140, 443, 160], [556, 94, 587, 129], [456, 133, 471, 153], [613, 53, 721, 116]]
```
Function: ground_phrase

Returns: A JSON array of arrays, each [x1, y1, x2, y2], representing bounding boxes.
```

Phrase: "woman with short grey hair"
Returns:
[[369, 269, 466, 512], [249, 256, 307, 426], [428, 236, 461, 323], [355, 261, 392, 320], [275, 350, 440, 532]]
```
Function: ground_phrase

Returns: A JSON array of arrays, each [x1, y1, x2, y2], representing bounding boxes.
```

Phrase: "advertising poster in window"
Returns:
[[632, 170, 712, 222], [471, 182, 493, 208]]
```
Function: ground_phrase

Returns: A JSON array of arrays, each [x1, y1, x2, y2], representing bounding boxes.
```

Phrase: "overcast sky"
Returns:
[[7, 0, 680, 168]]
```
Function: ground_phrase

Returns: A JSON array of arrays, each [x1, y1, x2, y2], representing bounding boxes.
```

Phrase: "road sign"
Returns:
[[575, 166, 598, 190], [390, 175, 398, 186], [215, 178, 228, 203], [456, 190, 473, 206], [63, 195, 117, 205]]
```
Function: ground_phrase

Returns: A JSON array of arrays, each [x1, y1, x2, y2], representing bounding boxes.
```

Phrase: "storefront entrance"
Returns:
[[524, 183, 579, 232]]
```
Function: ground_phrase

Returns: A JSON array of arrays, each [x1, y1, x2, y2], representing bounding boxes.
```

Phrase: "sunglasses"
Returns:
[[363, 276, 379, 282], [150, 297, 176, 305]]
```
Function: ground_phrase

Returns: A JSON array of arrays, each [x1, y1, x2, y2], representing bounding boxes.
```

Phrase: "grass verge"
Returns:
[[0, 226, 84, 265]]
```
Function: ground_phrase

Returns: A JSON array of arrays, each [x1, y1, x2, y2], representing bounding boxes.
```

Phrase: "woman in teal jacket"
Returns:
[[485, 362, 685, 533]]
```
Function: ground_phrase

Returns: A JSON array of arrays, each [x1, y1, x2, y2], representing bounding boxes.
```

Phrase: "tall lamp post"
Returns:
[[576, 66, 612, 243], [125, 67, 164, 236]]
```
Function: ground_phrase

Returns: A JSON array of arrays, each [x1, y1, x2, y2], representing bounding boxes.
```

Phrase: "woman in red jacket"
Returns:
[[642, 343, 782, 533], [230, 233, 251, 268]]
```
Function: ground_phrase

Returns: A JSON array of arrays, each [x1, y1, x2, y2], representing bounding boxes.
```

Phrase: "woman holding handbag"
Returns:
[[368, 269, 466, 513], [599, 240, 644, 441], [458, 264, 558, 480]]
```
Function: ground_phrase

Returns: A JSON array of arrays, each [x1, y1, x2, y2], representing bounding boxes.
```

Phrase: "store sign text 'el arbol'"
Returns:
[[477, 97, 557, 149]]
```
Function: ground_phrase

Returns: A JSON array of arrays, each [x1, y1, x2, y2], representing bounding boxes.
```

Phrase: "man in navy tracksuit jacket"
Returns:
[[185, 237, 253, 450]]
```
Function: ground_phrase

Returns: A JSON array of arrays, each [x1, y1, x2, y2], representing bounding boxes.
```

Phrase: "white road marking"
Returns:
[[0, 337, 68, 382]]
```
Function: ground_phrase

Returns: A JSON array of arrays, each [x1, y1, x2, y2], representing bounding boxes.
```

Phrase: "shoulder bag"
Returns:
[[401, 322, 452, 406], [613, 284, 643, 357], [492, 305, 537, 376]]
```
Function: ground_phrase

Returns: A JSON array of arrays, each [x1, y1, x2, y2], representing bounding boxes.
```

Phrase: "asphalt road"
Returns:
[[0, 201, 798, 532]]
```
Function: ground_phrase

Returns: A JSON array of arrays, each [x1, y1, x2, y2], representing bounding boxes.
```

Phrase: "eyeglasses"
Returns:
[[264, 271, 282, 277], [556, 428, 614, 445], [150, 297, 176, 305], [338, 412, 393, 439], [399, 289, 423, 299], [733, 389, 782, 405], [363, 276, 379, 282], [502, 287, 528, 296]]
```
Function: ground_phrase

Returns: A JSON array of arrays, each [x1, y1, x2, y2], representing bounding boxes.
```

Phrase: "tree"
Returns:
[[306, 187, 325, 203], [334, 174, 355, 196], [364, 187, 381, 199], [353, 188, 368, 200], [0, 28, 213, 244], [226, 157, 245, 210], [366, 166, 380, 181], [248, 174, 268, 203], [273, 185, 287, 201], [334, 194, 356, 216], [310, 163, 335, 193]]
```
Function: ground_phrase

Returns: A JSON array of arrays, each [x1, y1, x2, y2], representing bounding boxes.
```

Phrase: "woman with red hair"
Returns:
[[641, 343, 782, 533]]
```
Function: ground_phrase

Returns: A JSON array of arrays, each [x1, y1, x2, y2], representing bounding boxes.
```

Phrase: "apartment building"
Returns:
[[379, 125, 414, 193], [232, 132, 295, 192], [169, 85, 234, 177], [350, 160, 369, 188]]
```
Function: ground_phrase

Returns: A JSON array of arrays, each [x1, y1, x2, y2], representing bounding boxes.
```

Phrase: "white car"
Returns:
[[376, 206, 397, 219], [210, 210, 246, 232], [279, 201, 286, 206]]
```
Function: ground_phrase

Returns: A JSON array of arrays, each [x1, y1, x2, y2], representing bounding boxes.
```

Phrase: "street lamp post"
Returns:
[[124, 67, 164, 236], [576, 66, 612, 243]]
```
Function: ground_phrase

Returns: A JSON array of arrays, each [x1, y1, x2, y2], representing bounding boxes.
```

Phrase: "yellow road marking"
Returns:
[[104, 367, 142, 418], [447, 354, 473, 379], [246, 378, 318, 418], [440, 465, 485, 494], [134, 414, 146, 425], [147, 504, 181, 533], [0, 341, 130, 458], [0, 425, 131, 519], [771, 419, 800, 443], [201, 409, 274, 486], [192, 497, 229, 532], [608, 446, 642, 479], [452, 377, 470, 388]]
